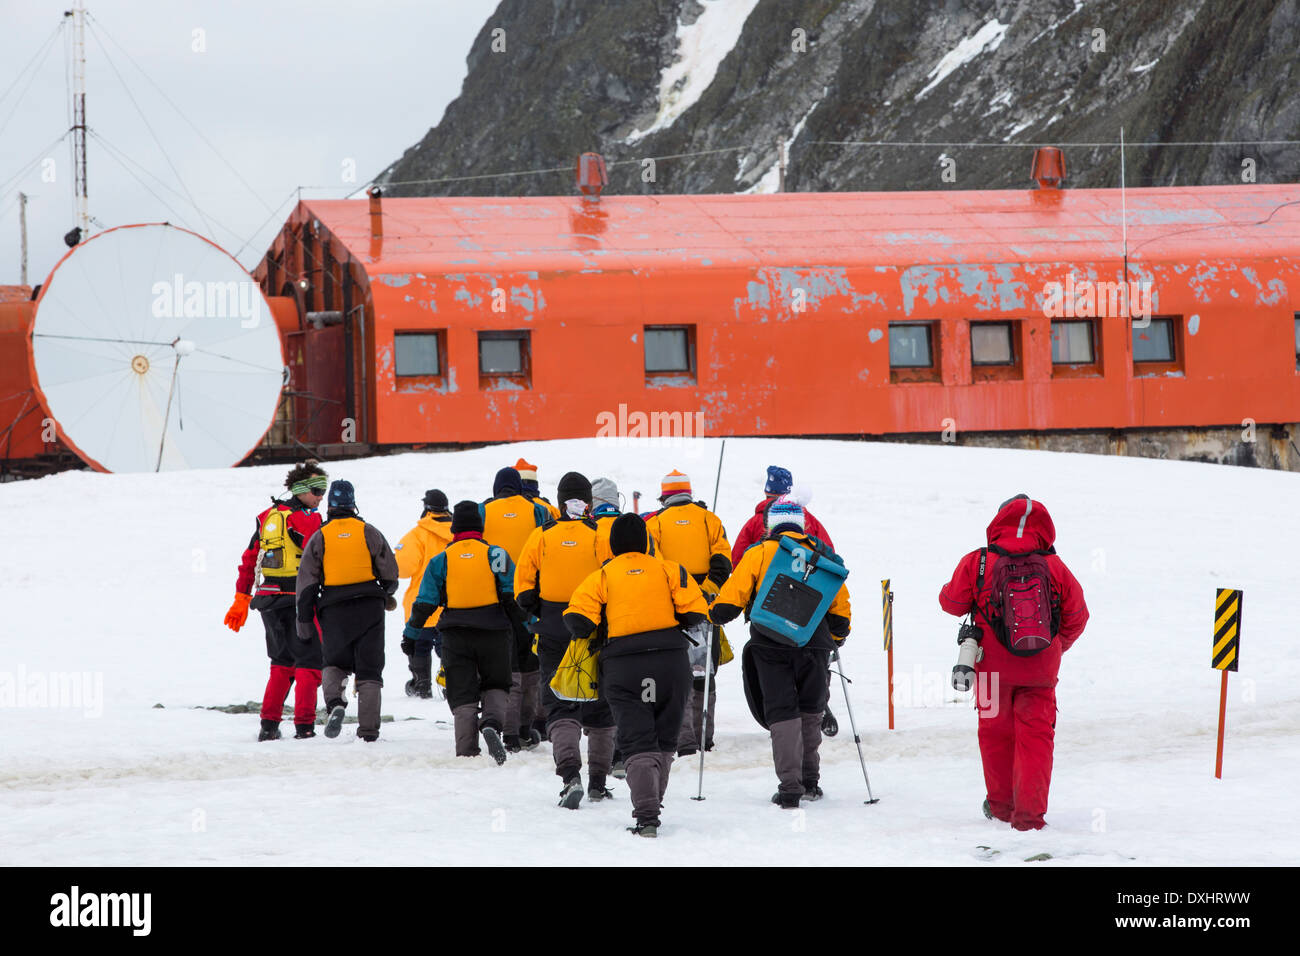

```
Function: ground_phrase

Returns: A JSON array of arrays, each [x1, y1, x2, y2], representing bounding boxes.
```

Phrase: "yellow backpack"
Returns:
[[549, 636, 602, 702], [258, 504, 302, 578]]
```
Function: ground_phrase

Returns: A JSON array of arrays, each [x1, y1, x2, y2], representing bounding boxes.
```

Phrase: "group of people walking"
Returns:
[[224, 455, 1089, 837]]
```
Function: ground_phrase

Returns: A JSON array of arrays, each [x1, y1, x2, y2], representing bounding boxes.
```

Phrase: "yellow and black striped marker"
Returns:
[[1213, 588, 1242, 672], [881, 579, 893, 651]]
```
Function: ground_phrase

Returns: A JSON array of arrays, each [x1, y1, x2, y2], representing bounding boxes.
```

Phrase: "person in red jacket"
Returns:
[[224, 461, 328, 741], [730, 466, 834, 565], [939, 494, 1089, 831], [731, 466, 840, 738]]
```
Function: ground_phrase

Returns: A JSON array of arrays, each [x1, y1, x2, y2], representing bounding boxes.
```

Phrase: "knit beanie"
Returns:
[[609, 513, 649, 556], [766, 496, 805, 533], [423, 489, 449, 513], [659, 469, 691, 500], [451, 500, 484, 534], [765, 465, 793, 496], [557, 471, 593, 506], [591, 477, 619, 511], [515, 458, 540, 495], [493, 467, 522, 497], [327, 480, 356, 513]]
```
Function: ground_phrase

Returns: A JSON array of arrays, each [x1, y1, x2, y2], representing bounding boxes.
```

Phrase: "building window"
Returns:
[[645, 325, 695, 376], [394, 332, 443, 377], [971, 321, 1015, 365], [1051, 321, 1096, 364], [889, 323, 934, 368], [478, 330, 531, 388], [1132, 318, 1175, 363]]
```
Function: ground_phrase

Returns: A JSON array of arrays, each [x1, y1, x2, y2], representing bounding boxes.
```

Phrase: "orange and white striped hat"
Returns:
[[660, 469, 692, 498], [514, 458, 538, 483]]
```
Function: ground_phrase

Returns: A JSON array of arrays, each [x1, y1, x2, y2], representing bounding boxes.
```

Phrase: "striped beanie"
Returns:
[[660, 469, 691, 498], [514, 458, 540, 495], [766, 496, 805, 533]]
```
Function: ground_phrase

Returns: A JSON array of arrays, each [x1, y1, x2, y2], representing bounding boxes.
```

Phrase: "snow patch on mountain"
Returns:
[[915, 20, 1010, 101], [625, 0, 763, 144]]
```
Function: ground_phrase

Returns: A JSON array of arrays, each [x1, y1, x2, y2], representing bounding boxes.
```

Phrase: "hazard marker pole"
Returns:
[[882, 579, 894, 730], [1212, 588, 1242, 779]]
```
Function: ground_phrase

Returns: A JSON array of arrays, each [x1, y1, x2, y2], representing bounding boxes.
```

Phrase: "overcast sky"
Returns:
[[0, 0, 498, 285]]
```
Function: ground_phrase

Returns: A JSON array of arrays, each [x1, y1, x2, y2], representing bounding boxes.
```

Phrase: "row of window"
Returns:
[[390, 314, 1289, 389], [394, 326, 696, 388], [889, 317, 1179, 381]]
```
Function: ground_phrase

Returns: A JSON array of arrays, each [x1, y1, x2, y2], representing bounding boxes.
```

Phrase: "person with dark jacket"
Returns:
[[482, 467, 554, 749], [710, 500, 851, 807], [515, 472, 616, 807], [295, 480, 399, 743], [564, 513, 709, 837], [938, 494, 1089, 831], [732, 465, 840, 739], [643, 469, 731, 755], [395, 489, 454, 699], [406, 501, 518, 764], [225, 460, 328, 741]]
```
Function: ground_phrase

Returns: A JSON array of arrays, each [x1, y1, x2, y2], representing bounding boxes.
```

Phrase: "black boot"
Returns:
[[323, 698, 346, 739], [587, 773, 613, 801], [411, 653, 433, 699], [293, 723, 316, 739], [258, 719, 281, 742]]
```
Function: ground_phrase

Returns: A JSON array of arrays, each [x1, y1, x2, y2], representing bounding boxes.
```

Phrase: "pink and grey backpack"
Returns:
[[977, 547, 1060, 656]]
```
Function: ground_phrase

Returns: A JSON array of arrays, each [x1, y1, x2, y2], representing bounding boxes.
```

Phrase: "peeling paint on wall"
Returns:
[[867, 328, 883, 343], [376, 274, 412, 288]]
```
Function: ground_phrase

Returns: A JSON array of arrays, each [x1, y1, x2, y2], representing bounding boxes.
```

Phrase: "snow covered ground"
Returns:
[[1, 437, 1297, 866]]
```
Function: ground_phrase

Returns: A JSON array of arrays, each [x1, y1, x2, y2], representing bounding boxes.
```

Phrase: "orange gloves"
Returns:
[[224, 592, 252, 632]]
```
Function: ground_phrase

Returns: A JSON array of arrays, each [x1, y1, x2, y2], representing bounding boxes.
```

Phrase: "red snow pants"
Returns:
[[977, 680, 1056, 830]]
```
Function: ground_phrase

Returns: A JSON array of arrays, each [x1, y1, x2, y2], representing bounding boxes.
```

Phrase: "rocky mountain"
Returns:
[[378, 0, 1299, 197]]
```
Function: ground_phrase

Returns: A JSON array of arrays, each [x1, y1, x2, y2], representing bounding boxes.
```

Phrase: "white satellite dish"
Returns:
[[28, 223, 284, 472]]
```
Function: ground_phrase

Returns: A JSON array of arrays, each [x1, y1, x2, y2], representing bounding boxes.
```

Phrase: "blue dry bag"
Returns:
[[749, 535, 848, 646]]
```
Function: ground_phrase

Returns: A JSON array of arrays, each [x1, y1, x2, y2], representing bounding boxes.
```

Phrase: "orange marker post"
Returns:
[[1212, 588, 1242, 779], [882, 580, 894, 730]]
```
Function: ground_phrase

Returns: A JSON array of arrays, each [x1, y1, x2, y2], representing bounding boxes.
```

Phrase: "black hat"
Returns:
[[451, 500, 483, 534], [493, 467, 522, 497], [423, 489, 448, 513], [609, 513, 648, 556], [327, 480, 356, 513], [557, 471, 592, 507]]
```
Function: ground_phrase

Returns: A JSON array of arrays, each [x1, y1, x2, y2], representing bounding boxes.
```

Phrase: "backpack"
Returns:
[[976, 547, 1060, 657], [750, 535, 848, 647]]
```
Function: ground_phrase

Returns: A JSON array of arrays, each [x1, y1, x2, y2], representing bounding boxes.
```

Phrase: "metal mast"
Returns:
[[70, 0, 89, 236]]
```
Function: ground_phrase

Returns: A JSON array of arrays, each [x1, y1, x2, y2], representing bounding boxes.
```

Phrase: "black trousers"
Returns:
[[749, 643, 830, 725], [442, 627, 513, 710], [506, 602, 539, 674], [264, 602, 322, 669], [319, 597, 385, 684], [602, 648, 691, 757], [537, 634, 615, 729]]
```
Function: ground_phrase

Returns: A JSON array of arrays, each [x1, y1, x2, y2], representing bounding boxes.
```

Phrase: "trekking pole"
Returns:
[[710, 439, 727, 512], [691, 623, 715, 801], [831, 647, 879, 804]]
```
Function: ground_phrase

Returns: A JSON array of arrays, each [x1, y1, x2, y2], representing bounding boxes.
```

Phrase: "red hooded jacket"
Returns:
[[939, 497, 1088, 687], [731, 499, 834, 565]]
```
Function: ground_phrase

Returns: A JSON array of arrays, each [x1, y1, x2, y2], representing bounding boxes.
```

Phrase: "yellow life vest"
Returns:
[[444, 538, 505, 609], [483, 496, 544, 562], [321, 517, 374, 586], [536, 521, 602, 603], [649, 506, 714, 577], [258, 505, 302, 579], [601, 554, 681, 638]]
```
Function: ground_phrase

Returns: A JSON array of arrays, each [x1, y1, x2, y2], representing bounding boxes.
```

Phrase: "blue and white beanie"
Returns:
[[766, 496, 805, 533], [765, 465, 793, 496], [328, 479, 356, 512]]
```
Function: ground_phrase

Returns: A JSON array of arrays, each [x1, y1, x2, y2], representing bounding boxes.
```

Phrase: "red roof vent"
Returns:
[[576, 152, 608, 200], [1031, 146, 1066, 189], [368, 186, 383, 238]]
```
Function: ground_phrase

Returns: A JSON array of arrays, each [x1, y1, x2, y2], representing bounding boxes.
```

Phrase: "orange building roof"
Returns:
[[297, 184, 1300, 274]]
